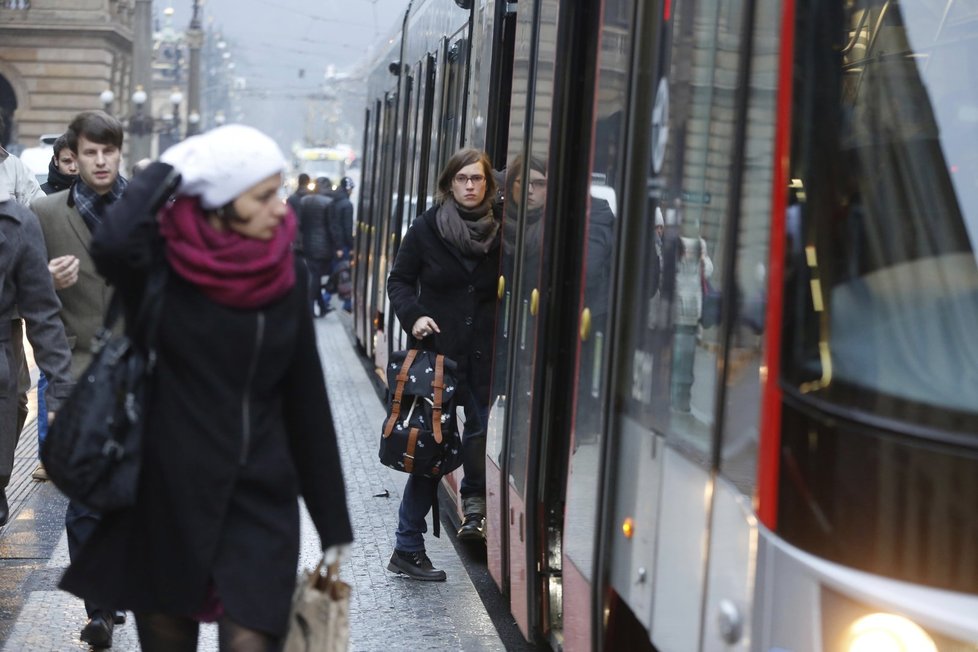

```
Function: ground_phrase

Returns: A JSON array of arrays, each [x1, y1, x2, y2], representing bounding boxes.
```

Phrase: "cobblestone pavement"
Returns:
[[0, 312, 508, 651]]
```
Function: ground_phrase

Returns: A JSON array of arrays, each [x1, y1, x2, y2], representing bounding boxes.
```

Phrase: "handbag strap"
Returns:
[[431, 354, 445, 445], [383, 349, 419, 438], [98, 264, 167, 356]]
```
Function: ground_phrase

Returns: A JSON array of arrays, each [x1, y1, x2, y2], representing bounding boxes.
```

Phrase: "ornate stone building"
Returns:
[[0, 0, 134, 148]]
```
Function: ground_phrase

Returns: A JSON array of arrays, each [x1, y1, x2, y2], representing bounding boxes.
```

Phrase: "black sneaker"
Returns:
[[456, 513, 487, 542], [80, 611, 114, 648], [113, 610, 127, 625], [387, 549, 447, 581]]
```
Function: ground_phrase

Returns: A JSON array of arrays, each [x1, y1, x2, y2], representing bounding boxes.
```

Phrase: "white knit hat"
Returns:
[[160, 124, 287, 209]]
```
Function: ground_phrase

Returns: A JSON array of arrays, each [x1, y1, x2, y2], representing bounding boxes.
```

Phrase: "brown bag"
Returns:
[[282, 560, 351, 652]]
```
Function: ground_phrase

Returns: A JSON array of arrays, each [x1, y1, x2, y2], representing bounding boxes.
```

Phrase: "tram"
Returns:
[[351, 0, 978, 649]]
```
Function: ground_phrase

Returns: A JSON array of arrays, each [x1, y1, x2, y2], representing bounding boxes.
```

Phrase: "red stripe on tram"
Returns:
[[756, 0, 796, 531]]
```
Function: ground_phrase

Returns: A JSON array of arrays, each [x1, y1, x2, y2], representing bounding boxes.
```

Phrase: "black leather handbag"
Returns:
[[41, 268, 166, 513], [379, 349, 462, 478]]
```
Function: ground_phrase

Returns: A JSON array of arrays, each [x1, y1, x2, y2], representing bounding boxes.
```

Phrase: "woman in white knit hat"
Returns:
[[58, 125, 353, 651]]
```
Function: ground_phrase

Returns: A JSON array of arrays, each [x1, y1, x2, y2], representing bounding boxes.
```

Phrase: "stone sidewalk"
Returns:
[[0, 312, 507, 651]]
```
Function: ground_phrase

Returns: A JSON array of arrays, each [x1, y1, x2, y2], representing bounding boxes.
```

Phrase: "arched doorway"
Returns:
[[0, 74, 19, 147]]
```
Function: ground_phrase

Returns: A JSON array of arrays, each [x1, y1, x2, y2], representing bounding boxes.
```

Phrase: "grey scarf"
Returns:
[[435, 198, 499, 258]]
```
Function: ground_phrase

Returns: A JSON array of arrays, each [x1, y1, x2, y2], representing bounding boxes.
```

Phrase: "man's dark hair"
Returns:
[[66, 110, 124, 153], [53, 132, 70, 157], [297, 173, 310, 188]]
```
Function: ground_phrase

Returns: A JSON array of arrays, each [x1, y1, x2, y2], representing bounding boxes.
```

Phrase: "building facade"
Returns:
[[0, 0, 134, 148]]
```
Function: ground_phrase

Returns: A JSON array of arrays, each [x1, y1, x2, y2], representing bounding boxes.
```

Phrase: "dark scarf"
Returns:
[[435, 198, 499, 259], [41, 157, 77, 194], [502, 202, 544, 256], [159, 196, 297, 310], [71, 176, 128, 233]]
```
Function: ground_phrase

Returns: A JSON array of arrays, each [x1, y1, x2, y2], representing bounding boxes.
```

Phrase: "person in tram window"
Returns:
[[58, 125, 353, 651], [670, 218, 714, 413], [386, 148, 501, 580]]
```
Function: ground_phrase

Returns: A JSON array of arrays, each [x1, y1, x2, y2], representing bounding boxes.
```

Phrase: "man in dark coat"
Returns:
[[297, 177, 334, 316], [330, 177, 355, 311], [40, 132, 78, 195], [286, 172, 310, 217], [0, 191, 74, 527], [32, 110, 127, 647]]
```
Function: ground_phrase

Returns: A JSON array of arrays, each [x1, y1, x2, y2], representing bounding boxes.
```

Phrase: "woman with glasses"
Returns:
[[386, 148, 500, 581]]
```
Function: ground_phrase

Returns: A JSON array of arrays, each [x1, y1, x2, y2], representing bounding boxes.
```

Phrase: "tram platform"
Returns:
[[0, 312, 521, 651]]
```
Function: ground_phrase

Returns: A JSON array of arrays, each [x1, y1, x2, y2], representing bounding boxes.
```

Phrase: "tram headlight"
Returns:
[[822, 588, 975, 652], [844, 613, 936, 652]]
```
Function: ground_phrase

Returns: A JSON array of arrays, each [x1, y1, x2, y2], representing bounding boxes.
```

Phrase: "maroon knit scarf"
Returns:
[[159, 196, 297, 309]]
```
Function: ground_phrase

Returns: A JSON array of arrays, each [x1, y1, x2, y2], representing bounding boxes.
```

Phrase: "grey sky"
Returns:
[[163, 0, 408, 152]]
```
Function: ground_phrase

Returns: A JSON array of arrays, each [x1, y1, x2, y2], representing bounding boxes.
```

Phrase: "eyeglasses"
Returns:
[[516, 178, 547, 190], [454, 173, 486, 186]]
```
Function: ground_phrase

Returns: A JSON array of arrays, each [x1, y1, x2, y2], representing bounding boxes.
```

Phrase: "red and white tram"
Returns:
[[352, 0, 978, 649]]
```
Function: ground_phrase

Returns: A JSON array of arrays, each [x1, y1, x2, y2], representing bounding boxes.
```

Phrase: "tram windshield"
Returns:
[[786, 0, 978, 435]]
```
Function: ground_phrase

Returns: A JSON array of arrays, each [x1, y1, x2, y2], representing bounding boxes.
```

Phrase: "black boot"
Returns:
[[80, 611, 114, 648], [387, 549, 447, 581], [0, 487, 9, 527], [457, 496, 486, 542]]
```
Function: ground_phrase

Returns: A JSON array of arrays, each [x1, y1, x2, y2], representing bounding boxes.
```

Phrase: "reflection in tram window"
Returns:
[[564, 0, 632, 603]]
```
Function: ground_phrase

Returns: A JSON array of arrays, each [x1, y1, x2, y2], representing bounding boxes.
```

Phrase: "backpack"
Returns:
[[379, 350, 462, 478]]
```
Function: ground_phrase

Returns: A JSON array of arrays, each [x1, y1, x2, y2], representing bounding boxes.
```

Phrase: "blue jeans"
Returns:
[[395, 391, 488, 552], [37, 372, 47, 446]]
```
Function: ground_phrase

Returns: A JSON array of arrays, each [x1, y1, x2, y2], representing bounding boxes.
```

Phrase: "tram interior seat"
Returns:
[[829, 252, 978, 413]]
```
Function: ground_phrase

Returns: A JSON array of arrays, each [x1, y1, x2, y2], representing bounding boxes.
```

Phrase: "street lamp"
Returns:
[[99, 89, 115, 114], [169, 89, 184, 140], [187, 111, 200, 137], [128, 86, 154, 137]]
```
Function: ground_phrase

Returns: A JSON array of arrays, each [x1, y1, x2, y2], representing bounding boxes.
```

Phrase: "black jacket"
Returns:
[[297, 192, 333, 261], [60, 163, 353, 637], [330, 193, 354, 252], [39, 157, 76, 195], [387, 205, 500, 404]]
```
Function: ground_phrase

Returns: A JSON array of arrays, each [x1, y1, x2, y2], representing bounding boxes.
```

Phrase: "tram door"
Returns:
[[485, 0, 562, 639], [560, 0, 635, 648], [369, 92, 400, 369], [354, 102, 380, 354], [595, 0, 779, 647]]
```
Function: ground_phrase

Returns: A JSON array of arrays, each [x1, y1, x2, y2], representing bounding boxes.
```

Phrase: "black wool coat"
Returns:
[[59, 163, 353, 637], [387, 205, 500, 405]]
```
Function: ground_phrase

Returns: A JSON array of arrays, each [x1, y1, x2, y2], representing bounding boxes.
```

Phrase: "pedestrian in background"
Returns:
[[0, 114, 44, 477], [39, 132, 77, 195], [386, 148, 500, 580], [0, 164, 74, 531], [33, 131, 79, 482], [32, 110, 129, 648], [59, 124, 353, 651], [297, 176, 335, 316]]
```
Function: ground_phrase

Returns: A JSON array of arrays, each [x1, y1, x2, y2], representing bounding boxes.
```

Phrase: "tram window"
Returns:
[[716, 0, 783, 493], [564, 0, 635, 583], [784, 0, 978, 432], [497, 0, 559, 499], [776, 0, 978, 594]]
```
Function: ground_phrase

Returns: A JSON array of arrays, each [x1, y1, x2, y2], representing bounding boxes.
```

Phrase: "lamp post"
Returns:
[[99, 89, 115, 114], [169, 89, 184, 141], [128, 85, 155, 159]]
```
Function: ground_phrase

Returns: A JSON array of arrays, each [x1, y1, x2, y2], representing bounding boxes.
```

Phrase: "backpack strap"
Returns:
[[403, 427, 419, 474], [383, 349, 419, 438], [431, 354, 445, 444]]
